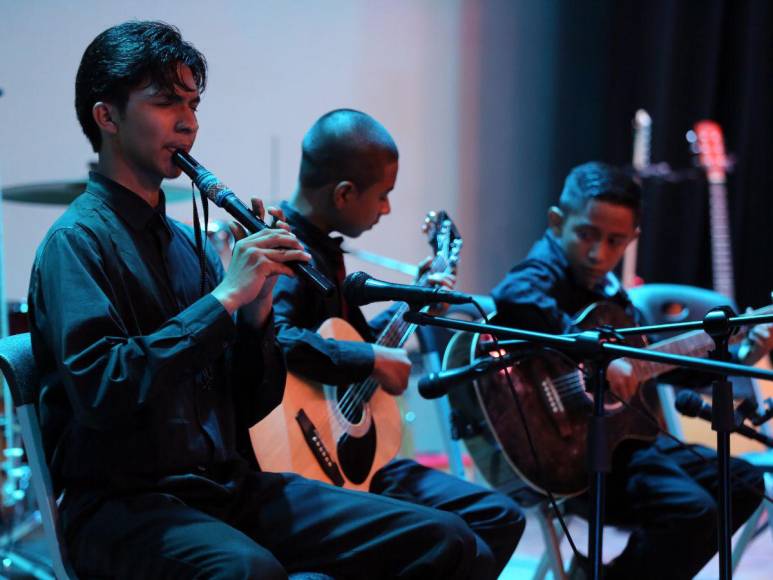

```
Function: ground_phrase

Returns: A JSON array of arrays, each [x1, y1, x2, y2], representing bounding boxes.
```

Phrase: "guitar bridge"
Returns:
[[295, 409, 345, 487], [539, 378, 572, 438]]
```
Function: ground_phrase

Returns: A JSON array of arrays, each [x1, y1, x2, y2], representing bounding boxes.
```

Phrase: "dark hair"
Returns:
[[75, 21, 207, 152], [559, 161, 641, 221], [299, 109, 398, 191]]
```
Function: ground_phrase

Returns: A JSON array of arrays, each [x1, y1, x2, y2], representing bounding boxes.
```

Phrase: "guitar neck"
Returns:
[[627, 329, 717, 383], [374, 255, 447, 349], [622, 109, 651, 289], [709, 180, 735, 300], [627, 303, 773, 382]]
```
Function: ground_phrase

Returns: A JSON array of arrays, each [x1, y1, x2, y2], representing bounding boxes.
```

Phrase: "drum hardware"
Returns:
[[3, 178, 192, 205], [0, 167, 47, 576], [205, 220, 236, 266]]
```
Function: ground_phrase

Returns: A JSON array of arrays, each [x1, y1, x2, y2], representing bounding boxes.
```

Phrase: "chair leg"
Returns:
[[765, 473, 773, 544], [532, 503, 568, 580], [731, 502, 763, 572], [732, 471, 773, 572]]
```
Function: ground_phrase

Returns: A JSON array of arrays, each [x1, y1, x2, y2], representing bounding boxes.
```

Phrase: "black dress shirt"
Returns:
[[490, 230, 721, 385], [28, 172, 285, 497], [491, 230, 636, 333], [273, 201, 394, 385]]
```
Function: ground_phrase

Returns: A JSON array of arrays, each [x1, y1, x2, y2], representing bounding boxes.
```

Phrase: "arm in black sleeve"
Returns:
[[31, 226, 237, 431], [231, 310, 287, 427], [272, 270, 375, 385], [491, 261, 580, 334]]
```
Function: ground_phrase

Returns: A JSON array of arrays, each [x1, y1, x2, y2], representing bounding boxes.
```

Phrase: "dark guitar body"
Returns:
[[446, 302, 663, 497]]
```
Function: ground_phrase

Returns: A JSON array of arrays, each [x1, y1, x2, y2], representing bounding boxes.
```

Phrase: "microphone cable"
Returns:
[[467, 298, 583, 561]]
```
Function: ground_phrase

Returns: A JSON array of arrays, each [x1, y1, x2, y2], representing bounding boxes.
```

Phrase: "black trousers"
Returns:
[[370, 458, 526, 579], [64, 467, 489, 580], [568, 436, 764, 579]]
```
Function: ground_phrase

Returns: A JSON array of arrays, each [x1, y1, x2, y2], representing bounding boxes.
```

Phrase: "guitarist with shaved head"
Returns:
[[263, 109, 525, 580], [491, 161, 766, 579]]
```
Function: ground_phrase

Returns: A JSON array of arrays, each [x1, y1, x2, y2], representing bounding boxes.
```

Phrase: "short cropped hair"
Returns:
[[559, 161, 641, 221], [299, 109, 398, 191], [75, 21, 207, 152]]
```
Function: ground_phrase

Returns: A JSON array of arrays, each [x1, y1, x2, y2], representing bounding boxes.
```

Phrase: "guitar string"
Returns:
[[335, 264, 436, 419], [335, 254, 448, 421], [334, 267, 433, 419]]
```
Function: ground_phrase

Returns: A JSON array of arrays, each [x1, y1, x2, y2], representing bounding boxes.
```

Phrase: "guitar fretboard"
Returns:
[[628, 329, 716, 382], [342, 253, 451, 412], [709, 181, 735, 300]]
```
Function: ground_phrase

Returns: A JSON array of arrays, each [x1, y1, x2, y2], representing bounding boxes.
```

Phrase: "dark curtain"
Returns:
[[601, 0, 773, 310]]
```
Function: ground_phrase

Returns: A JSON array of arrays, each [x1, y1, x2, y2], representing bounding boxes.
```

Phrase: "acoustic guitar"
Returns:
[[621, 108, 651, 289], [250, 212, 462, 490], [690, 120, 734, 300], [446, 300, 770, 497]]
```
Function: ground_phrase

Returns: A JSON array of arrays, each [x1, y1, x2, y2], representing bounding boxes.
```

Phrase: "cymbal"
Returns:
[[2, 180, 194, 205]]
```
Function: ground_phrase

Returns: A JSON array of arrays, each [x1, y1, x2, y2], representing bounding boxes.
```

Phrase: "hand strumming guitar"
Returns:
[[372, 345, 412, 396], [606, 358, 638, 402], [738, 308, 773, 365]]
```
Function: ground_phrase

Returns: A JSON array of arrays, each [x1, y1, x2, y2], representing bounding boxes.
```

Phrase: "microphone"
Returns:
[[342, 271, 473, 307], [172, 150, 334, 296], [736, 397, 773, 427], [674, 391, 773, 448], [418, 354, 518, 399]]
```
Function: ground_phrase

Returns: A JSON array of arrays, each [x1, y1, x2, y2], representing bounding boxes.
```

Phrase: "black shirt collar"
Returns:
[[86, 171, 171, 234], [280, 200, 344, 256]]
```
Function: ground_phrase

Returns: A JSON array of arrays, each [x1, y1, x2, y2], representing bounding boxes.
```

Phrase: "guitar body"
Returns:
[[250, 318, 402, 491], [448, 302, 663, 497]]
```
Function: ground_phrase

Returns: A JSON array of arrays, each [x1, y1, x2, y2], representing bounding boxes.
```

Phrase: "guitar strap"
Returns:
[[332, 247, 351, 322]]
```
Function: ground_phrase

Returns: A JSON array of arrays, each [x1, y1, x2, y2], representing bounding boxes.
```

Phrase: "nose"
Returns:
[[176, 107, 198, 135], [381, 198, 391, 216], [588, 241, 610, 265]]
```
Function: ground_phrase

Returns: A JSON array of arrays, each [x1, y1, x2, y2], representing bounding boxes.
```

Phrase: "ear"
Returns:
[[92, 102, 119, 137], [547, 206, 564, 236], [332, 181, 356, 209]]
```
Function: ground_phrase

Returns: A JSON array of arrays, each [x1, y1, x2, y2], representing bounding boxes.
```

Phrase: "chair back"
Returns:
[[0, 333, 78, 580], [628, 283, 755, 398]]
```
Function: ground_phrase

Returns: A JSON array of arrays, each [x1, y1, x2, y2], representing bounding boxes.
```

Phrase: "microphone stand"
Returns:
[[704, 309, 734, 579], [404, 308, 773, 580]]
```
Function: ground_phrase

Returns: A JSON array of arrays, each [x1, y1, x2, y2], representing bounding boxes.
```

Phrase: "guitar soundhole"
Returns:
[[337, 426, 377, 484], [336, 386, 364, 423]]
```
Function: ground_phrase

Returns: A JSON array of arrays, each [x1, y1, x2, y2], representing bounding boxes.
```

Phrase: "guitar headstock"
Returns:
[[632, 109, 652, 171], [688, 120, 728, 184], [422, 210, 462, 274]]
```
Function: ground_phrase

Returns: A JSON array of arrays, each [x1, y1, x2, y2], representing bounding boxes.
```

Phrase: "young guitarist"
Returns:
[[270, 109, 524, 579], [491, 161, 767, 579]]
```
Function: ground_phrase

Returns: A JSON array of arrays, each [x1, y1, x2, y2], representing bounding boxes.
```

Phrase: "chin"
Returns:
[[162, 164, 183, 180]]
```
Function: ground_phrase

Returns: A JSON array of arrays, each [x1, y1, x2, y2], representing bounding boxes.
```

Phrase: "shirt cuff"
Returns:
[[333, 340, 376, 384], [181, 294, 237, 359]]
